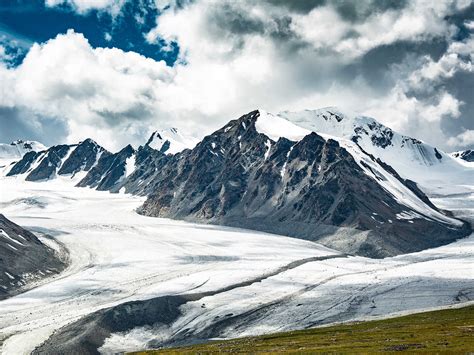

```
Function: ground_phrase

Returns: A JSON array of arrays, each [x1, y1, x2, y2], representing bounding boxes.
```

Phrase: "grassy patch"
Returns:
[[130, 305, 474, 354]]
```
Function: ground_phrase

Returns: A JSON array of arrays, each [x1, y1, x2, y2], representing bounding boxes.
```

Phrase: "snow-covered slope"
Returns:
[[146, 128, 198, 154], [277, 107, 474, 194], [451, 149, 474, 162], [0, 177, 471, 354], [0, 140, 46, 160]]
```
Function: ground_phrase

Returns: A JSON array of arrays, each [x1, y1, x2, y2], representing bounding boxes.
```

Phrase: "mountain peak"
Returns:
[[0, 140, 46, 160], [146, 127, 198, 154]]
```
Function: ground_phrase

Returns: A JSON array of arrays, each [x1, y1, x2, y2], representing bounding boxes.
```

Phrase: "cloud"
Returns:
[[448, 129, 474, 147], [45, 0, 127, 16], [0, 106, 67, 146], [1, 0, 473, 152], [144, 0, 474, 150], [0, 30, 174, 150], [408, 36, 474, 90]]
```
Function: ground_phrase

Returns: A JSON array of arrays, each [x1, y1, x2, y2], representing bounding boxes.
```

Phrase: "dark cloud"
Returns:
[[0, 106, 68, 146], [441, 71, 474, 135], [332, 0, 408, 23], [265, 0, 408, 20]]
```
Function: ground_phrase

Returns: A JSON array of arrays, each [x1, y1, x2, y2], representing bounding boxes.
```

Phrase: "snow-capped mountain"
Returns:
[[137, 110, 469, 257], [277, 108, 473, 194], [146, 128, 198, 154], [5, 109, 472, 257], [0, 140, 46, 160], [451, 149, 474, 162]]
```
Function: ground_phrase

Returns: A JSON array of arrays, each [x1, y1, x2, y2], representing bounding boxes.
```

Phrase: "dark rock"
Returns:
[[0, 214, 66, 300], [25, 145, 70, 181], [58, 139, 105, 176]]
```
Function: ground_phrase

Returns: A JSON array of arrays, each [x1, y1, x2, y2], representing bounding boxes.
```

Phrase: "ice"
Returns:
[[0, 177, 334, 354], [255, 110, 310, 141]]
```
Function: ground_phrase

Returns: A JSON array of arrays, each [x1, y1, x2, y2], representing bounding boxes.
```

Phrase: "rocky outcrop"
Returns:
[[452, 149, 474, 162], [76, 144, 135, 190], [0, 214, 66, 300]]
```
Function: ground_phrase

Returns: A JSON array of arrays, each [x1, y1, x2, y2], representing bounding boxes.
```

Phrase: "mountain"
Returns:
[[5, 128, 197, 190], [0, 140, 46, 160], [146, 128, 198, 154], [137, 110, 470, 258], [6, 139, 105, 182], [277, 108, 473, 194], [0, 214, 66, 299], [5, 111, 472, 257], [451, 149, 474, 162]]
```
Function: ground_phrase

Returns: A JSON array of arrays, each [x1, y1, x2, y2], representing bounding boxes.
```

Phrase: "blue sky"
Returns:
[[0, 0, 179, 67], [0, 0, 473, 151]]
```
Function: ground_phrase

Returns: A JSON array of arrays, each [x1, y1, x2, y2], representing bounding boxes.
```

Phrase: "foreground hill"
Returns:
[[133, 305, 474, 354], [0, 214, 66, 299]]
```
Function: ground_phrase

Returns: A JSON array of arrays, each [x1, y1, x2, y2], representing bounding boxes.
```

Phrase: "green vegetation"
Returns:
[[131, 305, 474, 354]]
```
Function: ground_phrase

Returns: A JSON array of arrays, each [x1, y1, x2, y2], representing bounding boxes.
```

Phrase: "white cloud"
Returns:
[[1, 30, 174, 150], [45, 0, 126, 15], [466, 20, 474, 30], [409, 36, 474, 89], [448, 129, 474, 147]]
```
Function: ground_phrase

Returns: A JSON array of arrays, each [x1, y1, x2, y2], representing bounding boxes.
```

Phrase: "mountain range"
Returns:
[[3, 108, 473, 258]]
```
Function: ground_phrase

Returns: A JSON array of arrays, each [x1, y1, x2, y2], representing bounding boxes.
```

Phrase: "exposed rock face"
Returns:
[[452, 149, 474, 162], [77, 144, 135, 190], [0, 214, 66, 300], [6, 151, 42, 176], [58, 139, 105, 176], [137, 111, 470, 258], [25, 145, 71, 181], [6, 139, 108, 182]]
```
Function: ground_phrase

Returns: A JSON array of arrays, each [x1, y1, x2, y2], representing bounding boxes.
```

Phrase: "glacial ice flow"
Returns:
[[0, 174, 472, 354]]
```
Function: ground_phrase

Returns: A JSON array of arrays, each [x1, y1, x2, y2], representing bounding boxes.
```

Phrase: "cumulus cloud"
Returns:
[[448, 129, 474, 147], [0, 30, 175, 150], [144, 0, 474, 150], [1, 0, 473, 152]]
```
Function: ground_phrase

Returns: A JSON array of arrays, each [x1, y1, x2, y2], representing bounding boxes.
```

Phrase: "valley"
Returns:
[[0, 176, 472, 354]]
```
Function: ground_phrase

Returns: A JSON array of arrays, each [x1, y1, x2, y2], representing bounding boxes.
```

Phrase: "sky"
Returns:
[[0, 0, 473, 152]]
